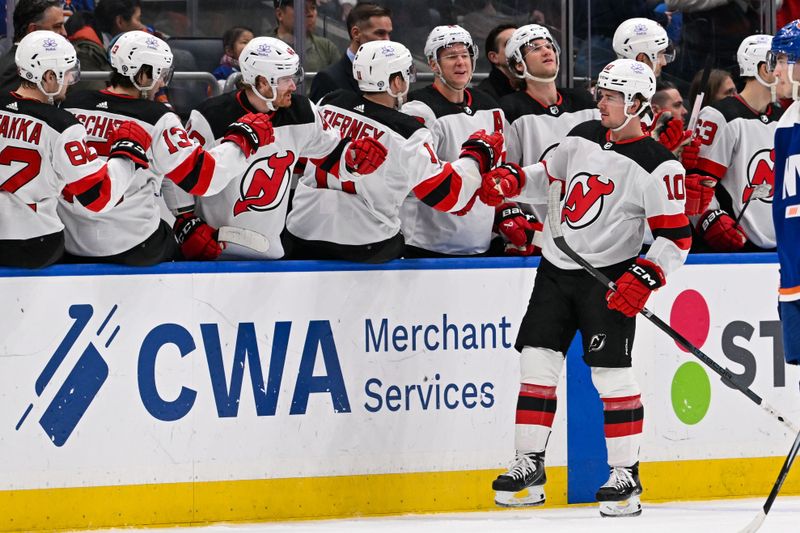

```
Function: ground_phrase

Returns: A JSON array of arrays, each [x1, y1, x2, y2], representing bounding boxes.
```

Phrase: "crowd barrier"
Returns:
[[0, 254, 798, 531]]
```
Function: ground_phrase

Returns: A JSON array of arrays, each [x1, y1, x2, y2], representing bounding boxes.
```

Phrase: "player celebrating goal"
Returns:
[[481, 59, 691, 516], [0, 31, 150, 268], [183, 36, 387, 260], [285, 40, 503, 262], [60, 30, 274, 265]]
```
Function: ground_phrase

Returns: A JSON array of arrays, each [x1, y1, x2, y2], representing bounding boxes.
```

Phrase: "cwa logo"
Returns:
[[16, 305, 351, 446], [16, 304, 119, 446]]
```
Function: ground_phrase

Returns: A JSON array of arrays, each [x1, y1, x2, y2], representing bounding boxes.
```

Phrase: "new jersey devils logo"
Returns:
[[233, 151, 296, 215], [744, 148, 774, 204], [562, 173, 615, 229]]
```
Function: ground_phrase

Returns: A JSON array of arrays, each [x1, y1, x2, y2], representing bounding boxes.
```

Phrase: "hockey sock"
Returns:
[[515, 383, 556, 453], [602, 395, 644, 467]]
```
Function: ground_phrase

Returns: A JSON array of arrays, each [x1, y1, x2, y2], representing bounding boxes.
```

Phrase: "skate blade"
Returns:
[[599, 495, 642, 517], [494, 487, 545, 507]]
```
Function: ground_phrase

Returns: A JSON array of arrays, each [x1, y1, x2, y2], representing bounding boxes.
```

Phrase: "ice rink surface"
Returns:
[[93, 496, 800, 533]]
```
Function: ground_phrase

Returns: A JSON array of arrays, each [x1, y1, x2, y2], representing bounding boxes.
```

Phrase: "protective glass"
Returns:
[[405, 64, 418, 83], [158, 65, 175, 86], [521, 40, 560, 60], [593, 87, 625, 106], [65, 61, 81, 86], [766, 50, 791, 73], [439, 43, 477, 61], [661, 42, 676, 64]]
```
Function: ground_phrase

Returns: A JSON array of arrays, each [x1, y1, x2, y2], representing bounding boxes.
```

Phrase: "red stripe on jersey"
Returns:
[[672, 236, 692, 250], [342, 180, 356, 194], [413, 163, 462, 212], [62, 165, 112, 212], [696, 157, 728, 180], [604, 419, 643, 438], [648, 213, 690, 230], [314, 166, 328, 188], [166, 146, 217, 195], [516, 409, 556, 427]]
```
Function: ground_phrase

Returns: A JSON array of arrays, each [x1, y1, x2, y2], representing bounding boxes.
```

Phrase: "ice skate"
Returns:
[[596, 462, 643, 517], [492, 451, 546, 507]]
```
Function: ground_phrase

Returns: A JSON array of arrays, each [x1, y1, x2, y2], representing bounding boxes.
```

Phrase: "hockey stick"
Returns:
[[739, 429, 800, 533], [546, 182, 797, 432], [735, 182, 773, 225], [686, 55, 714, 134], [217, 226, 270, 253]]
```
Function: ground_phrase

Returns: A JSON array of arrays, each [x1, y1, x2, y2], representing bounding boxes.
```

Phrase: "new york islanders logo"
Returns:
[[233, 151, 296, 215], [743, 148, 775, 204], [562, 173, 615, 229]]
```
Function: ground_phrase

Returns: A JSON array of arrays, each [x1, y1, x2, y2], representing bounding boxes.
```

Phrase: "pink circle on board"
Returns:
[[669, 289, 710, 352]]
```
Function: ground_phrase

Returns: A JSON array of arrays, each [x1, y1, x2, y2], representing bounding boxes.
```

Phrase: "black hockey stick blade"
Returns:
[[546, 181, 798, 432], [739, 429, 800, 533]]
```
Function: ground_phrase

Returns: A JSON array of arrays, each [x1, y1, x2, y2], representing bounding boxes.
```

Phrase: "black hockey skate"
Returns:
[[596, 462, 643, 517], [492, 451, 546, 507]]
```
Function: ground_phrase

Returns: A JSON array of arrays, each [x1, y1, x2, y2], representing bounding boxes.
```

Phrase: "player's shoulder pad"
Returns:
[[271, 93, 317, 128], [469, 87, 501, 110], [64, 90, 171, 125], [709, 96, 749, 123], [364, 99, 425, 139], [406, 86, 458, 118], [570, 119, 677, 174], [194, 91, 250, 140], [319, 89, 362, 110], [499, 91, 532, 123], [0, 94, 78, 133], [557, 87, 596, 111]]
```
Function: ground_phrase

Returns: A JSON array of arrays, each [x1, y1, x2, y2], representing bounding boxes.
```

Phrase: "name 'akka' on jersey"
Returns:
[[692, 95, 783, 249]]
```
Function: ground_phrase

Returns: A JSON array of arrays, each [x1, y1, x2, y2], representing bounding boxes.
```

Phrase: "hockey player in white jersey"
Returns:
[[481, 59, 691, 516], [184, 36, 387, 260], [399, 25, 537, 257], [500, 25, 597, 219], [285, 40, 503, 262], [0, 31, 151, 268], [685, 34, 782, 252], [612, 17, 693, 155], [60, 30, 274, 265], [768, 20, 800, 365]]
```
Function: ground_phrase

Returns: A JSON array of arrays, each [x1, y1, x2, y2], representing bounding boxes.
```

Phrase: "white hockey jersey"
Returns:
[[399, 86, 506, 255], [186, 90, 344, 259], [61, 89, 247, 257], [692, 95, 783, 249], [518, 121, 691, 275], [0, 92, 136, 241], [286, 90, 484, 246]]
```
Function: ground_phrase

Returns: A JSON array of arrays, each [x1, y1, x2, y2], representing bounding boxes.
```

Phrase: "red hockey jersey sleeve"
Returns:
[[57, 123, 137, 214], [154, 111, 248, 197]]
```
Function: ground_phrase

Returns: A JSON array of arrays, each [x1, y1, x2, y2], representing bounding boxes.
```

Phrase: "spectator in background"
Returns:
[[666, 0, 758, 81], [212, 26, 254, 86], [688, 68, 737, 109], [273, 0, 340, 75], [651, 80, 687, 121], [308, 2, 391, 102], [476, 23, 519, 101], [0, 0, 67, 94], [93, 0, 146, 44]]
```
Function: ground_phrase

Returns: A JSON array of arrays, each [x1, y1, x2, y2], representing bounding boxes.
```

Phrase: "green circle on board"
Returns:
[[671, 361, 711, 425]]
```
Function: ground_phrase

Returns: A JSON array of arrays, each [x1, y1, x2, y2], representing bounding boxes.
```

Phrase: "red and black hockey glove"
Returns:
[[460, 129, 504, 174], [173, 212, 223, 260], [108, 121, 151, 169], [479, 162, 525, 207], [680, 137, 701, 170], [345, 137, 388, 175], [684, 174, 717, 215], [223, 112, 275, 157], [653, 113, 692, 153], [607, 258, 666, 317], [495, 203, 542, 256], [697, 209, 747, 252]]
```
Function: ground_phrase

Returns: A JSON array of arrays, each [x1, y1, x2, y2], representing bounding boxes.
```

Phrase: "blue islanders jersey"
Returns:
[[773, 100, 800, 301]]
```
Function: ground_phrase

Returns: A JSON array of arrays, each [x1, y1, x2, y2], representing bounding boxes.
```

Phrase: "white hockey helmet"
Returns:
[[596, 59, 656, 131], [109, 30, 174, 94], [15, 30, 80, 101], [239, 37, 303, 110], [353, 40, 415, 104], [505, 24, 560, 83], [738, 34, 773, 76], [613, 18, 673, 67], [424, 25, 478, 66]]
